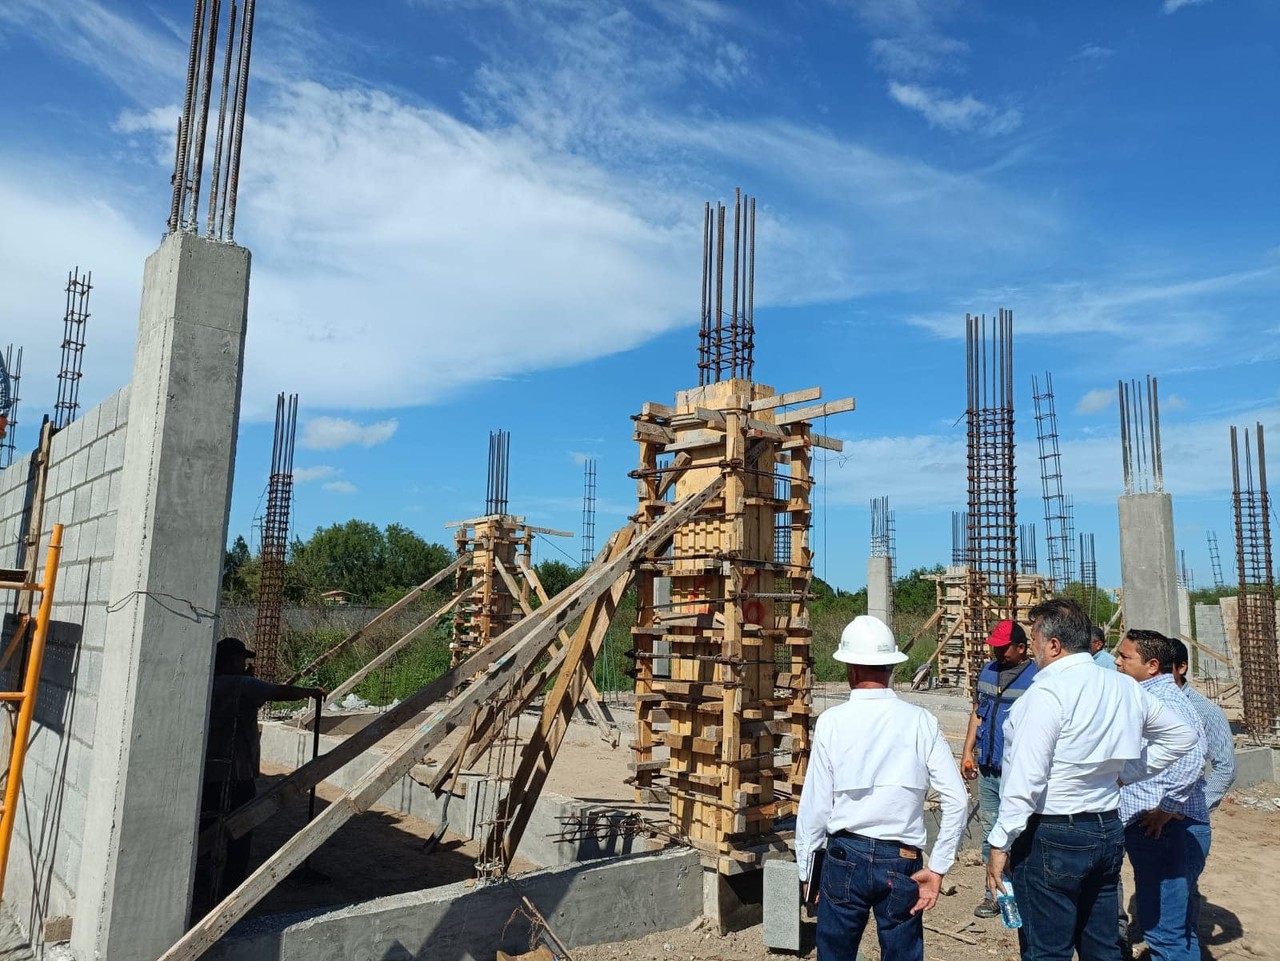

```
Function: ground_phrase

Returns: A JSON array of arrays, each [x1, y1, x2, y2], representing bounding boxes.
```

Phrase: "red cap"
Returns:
[[987, 620, 1027, 648]]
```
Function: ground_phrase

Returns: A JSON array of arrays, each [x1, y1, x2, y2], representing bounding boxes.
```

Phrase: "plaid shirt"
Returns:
[[1120, 674, 1208, 824], [1184, 684, 1236, 810]]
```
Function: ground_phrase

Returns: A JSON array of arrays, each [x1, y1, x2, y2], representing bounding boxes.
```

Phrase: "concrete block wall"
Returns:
[[1194, 604, 1230, 679], [0, 387, 129, 937]]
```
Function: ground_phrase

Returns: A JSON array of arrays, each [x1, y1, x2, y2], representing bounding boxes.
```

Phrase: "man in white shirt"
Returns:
[[986, 599, 1200, 961], [796, 615, 967, 961]]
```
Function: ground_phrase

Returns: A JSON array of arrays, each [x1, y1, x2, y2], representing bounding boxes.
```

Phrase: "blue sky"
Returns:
[[1, 0, 1277, 593]]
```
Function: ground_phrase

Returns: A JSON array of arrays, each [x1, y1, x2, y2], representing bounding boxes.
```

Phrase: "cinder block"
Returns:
[[95, 392, 118, 434], [86, 438, 108, 481], [105, 428, 127, 472], [763, 858, 801, 951], [94, 513, 118, 561]]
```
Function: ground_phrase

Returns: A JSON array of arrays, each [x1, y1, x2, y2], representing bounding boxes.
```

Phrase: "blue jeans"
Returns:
[[816, 832, 923, 961], [1010, 813, 1125, 961], [1125, 820, 1195, 961], [977, 768, 1002, 862], [1185, 821, 1211, 958]]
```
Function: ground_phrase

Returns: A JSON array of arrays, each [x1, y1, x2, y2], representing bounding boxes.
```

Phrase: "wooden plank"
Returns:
[[283, 554, 469, 684], [900, 607, 942, 655], [661, 430, 724, 454], [294, 584, 476, 726], [749, 387, 822, 412], [523, 525, 574, 538], [641, 401, 676, 419], [808, 432, 843, 452], [633, 420, 676, 444], [171, 478, 725, 961], [775, 397, 856, 426]]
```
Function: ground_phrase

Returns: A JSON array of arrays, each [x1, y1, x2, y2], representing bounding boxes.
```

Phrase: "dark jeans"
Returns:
[[1010, 812, 1125, 961], [192, 778, 257, 919], [1125, 820, 1197, 961], [816, 832, 924, 961], [1185, 821, 1211, 958]]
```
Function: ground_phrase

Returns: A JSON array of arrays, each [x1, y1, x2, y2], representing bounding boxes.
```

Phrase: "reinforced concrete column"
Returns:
[[1177, 586, 1192, 639], [72, 233, 250, 961], [867, 555, 893, 630], [1117, 492, 1179, 638]]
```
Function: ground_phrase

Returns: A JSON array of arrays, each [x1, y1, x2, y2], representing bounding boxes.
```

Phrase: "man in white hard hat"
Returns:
[[796, 615, 968, 961]]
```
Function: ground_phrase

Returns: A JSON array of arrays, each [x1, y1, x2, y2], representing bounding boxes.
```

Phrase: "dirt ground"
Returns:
[[571, 785, 1280, 961]]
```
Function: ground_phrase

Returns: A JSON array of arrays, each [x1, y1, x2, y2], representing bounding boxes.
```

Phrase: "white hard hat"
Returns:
[[834, 615, 907, 666]]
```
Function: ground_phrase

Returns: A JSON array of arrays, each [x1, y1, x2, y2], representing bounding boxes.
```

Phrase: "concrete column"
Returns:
[[73, 233, 249, 961], [1117, 493, 1179, 638], [867, 556, 893, 630], [1177, 586, 1192, 639], [1193, 604, 1229, 680]]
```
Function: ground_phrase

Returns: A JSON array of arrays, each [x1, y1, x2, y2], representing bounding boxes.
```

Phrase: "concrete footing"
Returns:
[[204, 848, 702, 961]]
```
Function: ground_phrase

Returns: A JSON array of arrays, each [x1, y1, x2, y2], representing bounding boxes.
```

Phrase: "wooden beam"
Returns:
[[522, 525, 574, 538], [749, 387, 822, 412], [170, 476, 726, 961], [808, 432, 843, 452], [282, 553, 469, 684], [775, 397, 856, 426], [294, 585, 476, 726], [900, 608, 941, 655]]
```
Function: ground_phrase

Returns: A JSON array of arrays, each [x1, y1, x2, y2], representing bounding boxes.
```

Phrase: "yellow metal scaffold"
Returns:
[[0, 523, 64, 900]]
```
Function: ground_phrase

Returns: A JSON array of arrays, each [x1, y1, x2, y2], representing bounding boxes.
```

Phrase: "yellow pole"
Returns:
[[0, 523, 63, 901]]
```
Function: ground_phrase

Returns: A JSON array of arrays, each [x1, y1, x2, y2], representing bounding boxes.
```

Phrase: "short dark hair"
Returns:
[[1028, 597, 1091, 654], [1171, 638, 1189, 669], [1090, 626, 1106, 646], [1124, 629, 1179, 674]]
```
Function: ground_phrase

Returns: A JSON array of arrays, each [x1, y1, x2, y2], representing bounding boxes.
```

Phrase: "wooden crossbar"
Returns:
[[168, 474, 726, 961]]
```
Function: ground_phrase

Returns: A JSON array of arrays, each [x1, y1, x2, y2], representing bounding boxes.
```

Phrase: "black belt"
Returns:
[[1032, 810, 1119, 824]]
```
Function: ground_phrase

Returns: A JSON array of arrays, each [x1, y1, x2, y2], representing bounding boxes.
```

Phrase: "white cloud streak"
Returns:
[[293, 465, 340, 482], [888, 81, 1022, 136], [1076, 389, 1114, 415], [301, 417, 399, 451], [1162, 0, 1212, 13], [322, 480, 358, 494]]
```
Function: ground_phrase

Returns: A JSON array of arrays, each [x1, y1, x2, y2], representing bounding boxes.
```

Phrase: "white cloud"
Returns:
[[1162, 0, 1211, 13], [869, 34, 968, 75], [1077, 389, 1114, 415], [1071, 44, 1116, 62], [888, 81, 1022, 136], [301, 417, 398, 450], [569, 451, 599, 465], [822, 405, 1280, 514], [1162, 393, 1189, 411], [293, 465, 340, 482], [322, 480, 358, 494]]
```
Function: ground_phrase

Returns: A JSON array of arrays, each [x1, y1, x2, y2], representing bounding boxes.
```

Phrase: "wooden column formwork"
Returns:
[[932, 568, 1048, 690], [449, 515, 532, 666], [631, 380, 848, 875]]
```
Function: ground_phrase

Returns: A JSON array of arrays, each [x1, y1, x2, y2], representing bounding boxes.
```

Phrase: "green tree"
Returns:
[[222, 535, 255, 602], [893, 565, 944, 616], [534, 559, 582, 600]]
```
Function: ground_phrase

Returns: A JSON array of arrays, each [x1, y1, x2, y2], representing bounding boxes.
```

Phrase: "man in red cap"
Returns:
[[961, 619, 1037, 918]]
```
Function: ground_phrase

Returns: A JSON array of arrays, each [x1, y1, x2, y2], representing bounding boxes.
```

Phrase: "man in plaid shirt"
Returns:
[[1115, 629, 1208, 961]]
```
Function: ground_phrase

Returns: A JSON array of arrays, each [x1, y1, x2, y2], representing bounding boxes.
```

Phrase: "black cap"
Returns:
[[216, 636, 256, 660]]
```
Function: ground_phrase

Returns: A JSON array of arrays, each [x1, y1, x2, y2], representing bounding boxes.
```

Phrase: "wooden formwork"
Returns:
[[630, 379, 851, 874], [448, 514, 566, 666], [932, 567, 1048, 691]]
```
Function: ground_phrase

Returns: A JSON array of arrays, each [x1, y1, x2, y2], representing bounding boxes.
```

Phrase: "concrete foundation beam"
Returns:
[[72, 233, 250, 961], [204, 848, 702, 961], [1233, 747, 1276, 791]]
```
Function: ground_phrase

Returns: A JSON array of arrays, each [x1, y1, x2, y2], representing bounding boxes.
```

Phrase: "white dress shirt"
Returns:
[[988, 652, 1199, 851], [796, 688, 967, 879]]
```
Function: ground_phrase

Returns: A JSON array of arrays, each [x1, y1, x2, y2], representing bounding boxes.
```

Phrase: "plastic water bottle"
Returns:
[[997, 878, 1023, 929]]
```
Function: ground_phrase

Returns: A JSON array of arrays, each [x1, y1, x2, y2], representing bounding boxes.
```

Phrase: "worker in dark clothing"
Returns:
[[194, 637, 323, 914]]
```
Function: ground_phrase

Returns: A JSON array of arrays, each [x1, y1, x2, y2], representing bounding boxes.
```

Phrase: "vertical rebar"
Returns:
[[1231, 423, 1278, 735], [581, 459, 597, 567], [53, 269, 92, 431], [0, 346, 21, 470], [254, 392, 298, 684]]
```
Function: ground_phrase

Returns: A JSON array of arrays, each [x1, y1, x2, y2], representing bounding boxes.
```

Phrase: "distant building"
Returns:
[[320, 589, 354, 606]]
